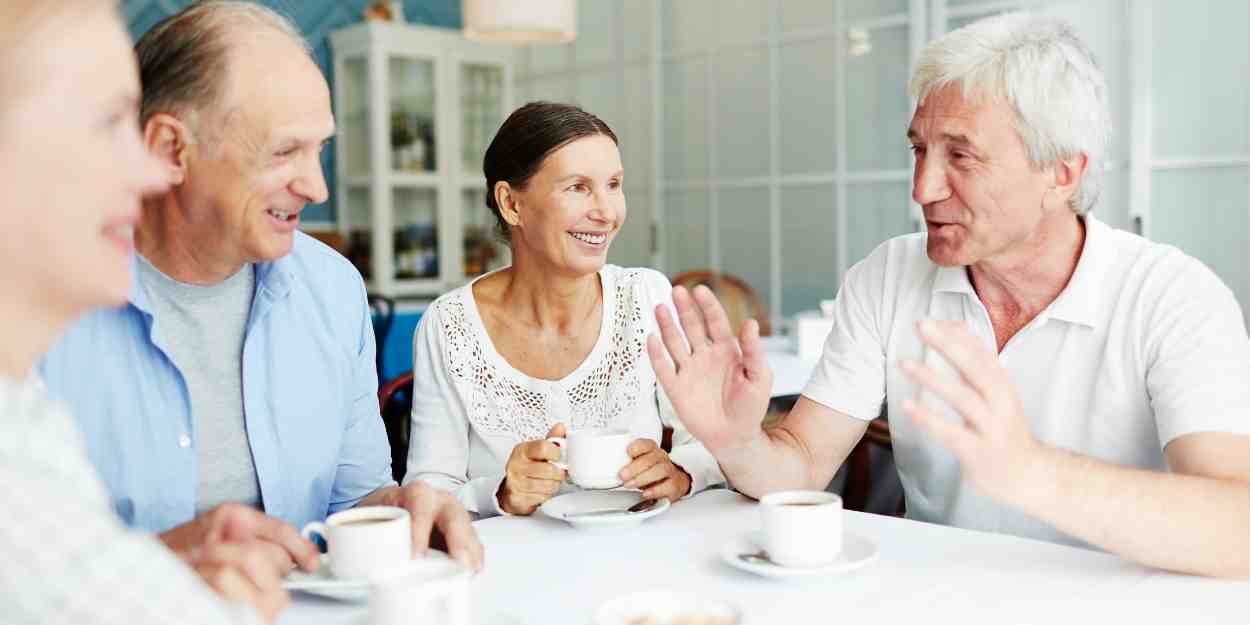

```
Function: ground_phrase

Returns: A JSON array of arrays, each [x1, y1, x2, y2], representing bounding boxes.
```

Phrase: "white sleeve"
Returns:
[[0, 388, 251, 625], [404, 306, 508, 517], [800, 249, 889, 421], [1144, 255, 1250, 447], [639, 269, 726, 495]]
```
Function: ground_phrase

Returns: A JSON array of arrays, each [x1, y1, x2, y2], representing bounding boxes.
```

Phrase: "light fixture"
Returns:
[[462, 0, 577, 44], [848, 27, 872, 57]]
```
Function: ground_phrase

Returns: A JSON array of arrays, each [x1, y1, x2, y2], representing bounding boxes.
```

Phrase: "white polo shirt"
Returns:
[[803, 215, 1250, 546]]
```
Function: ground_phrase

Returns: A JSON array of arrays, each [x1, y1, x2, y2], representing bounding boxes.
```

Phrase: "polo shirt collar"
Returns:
[[930, 214, 1109, 329]]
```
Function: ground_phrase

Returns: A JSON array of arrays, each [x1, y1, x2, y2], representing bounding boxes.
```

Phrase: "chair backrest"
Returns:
[[670, 270, 772, 336], [377, 370, 415, 483], [368, 293, 396, 380], [843, 418, 903, 516]]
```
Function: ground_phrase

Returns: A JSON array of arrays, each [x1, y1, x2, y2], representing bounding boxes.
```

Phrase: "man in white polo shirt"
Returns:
[[648, 13, 1250, 578]]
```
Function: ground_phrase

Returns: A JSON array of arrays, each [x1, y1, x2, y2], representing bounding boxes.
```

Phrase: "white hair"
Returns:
[[909, 13, 1110, 214]]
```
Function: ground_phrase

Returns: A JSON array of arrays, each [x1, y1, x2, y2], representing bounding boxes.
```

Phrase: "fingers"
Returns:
[[620, 448, 665, 489], [253, 515, 320, 573], [692, 285, 735, 343], [432, 494, 484, 573], [627, 438, 659, 458], [737, 319, 772, 385], [546, 422, 567, 438], [504, 475, 562, 497], [672, 286, 709, 350], [524, 439, 563, 463], [901, 397, 975, 461], [915, 319, 1002, 401], [647, 335, 680, 392], [403, 485, 439, 559], [899, 359, 989, 432], [193, 542, 288, 612], [654, 303, 692, 369]]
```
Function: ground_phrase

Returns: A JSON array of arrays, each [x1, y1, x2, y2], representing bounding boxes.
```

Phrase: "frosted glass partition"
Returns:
[[715, 0, 770, 48], [575, 70, 623, 140], [609, 184, 653, 269], [716, 47, 771, 179], [1151, 0, 1250, 158], [1092, 168, 1131, 233], [846, 183, 914, 267], [664, 190, 711, 275], [781, 2, 834, 32], [1151, 169, 1250, 319], [622, 0, 655, 62], [622, 65, 654, 186], [529, 42, 569, 75], [662, 0, 716, 54], [662, 59, 709, 182], [718, 186, 773, 311], [782, 184, 838, 316], [574, 1, 616, 67], [780, 38, 838, 174], [846, 25, 912, 172], [845, 0, 909, 22]]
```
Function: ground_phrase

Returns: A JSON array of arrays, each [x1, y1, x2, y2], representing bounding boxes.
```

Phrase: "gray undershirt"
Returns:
[[136, 254, 262, 513]]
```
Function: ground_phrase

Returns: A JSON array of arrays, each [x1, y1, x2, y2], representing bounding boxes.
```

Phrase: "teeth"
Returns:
[[268, 209, 293, 221], [570, 232, 607, 244]]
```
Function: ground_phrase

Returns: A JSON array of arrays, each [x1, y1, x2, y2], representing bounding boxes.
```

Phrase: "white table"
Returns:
[[761, 336, 820, 398], [282, 489, 1247, 625]]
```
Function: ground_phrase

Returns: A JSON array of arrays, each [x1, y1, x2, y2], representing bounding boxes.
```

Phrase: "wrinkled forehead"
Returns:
[[213, 32, 334, 144], [908, 84, 1017, 145]]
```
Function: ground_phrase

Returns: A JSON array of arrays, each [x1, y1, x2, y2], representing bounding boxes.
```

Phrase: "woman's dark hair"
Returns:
[[482, 101, 618, 243]]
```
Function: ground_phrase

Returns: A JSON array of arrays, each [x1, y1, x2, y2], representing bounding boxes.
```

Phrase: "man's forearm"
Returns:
[[714, 426, 831, 499], [1010, 447, 1250, 578]]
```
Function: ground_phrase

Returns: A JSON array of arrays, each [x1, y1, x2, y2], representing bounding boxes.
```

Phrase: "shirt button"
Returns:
[[178, 434, 191, 448]]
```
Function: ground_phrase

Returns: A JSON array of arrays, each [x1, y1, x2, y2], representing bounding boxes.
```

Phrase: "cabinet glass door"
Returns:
[[461, 63, 505, 173], [388, 57, 437, 174], [393, 188, 439, 280], [341, 57, 370, 178]]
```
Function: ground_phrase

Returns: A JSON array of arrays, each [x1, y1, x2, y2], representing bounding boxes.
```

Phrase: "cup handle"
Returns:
[[546, 437, 568, 472], [301, 521, 327, 544]]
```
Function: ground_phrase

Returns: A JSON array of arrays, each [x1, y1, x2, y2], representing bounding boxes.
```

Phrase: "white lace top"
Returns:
[[403, 265, 725, 516]]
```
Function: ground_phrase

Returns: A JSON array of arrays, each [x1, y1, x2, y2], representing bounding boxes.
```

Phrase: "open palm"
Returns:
[[647, 285, 773, 454]]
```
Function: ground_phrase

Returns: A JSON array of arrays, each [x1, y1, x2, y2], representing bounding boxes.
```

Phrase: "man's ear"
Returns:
[[1046, 152, 1089, 213], [143, 113, 192, 186]]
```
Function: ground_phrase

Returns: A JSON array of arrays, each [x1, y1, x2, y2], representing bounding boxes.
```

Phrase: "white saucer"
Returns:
[[720, 531, 878, 578], [283, 551, 457, 601], [539, 490, 670, 530]]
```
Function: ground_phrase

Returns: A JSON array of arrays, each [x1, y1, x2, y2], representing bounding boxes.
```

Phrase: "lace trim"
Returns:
[[441, 270, 650, 442]]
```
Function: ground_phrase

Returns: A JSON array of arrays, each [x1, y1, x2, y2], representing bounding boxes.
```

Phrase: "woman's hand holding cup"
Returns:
[[620, 439, 692, 502], [498, 423, 568, 515]]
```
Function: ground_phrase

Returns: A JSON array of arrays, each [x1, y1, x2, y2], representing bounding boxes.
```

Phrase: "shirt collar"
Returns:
[[127, 250, 297, 313], [930, 214, 1109, 328]]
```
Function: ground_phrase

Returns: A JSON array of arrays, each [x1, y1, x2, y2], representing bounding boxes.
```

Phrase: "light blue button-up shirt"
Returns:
[[38, 233, 395, 533]]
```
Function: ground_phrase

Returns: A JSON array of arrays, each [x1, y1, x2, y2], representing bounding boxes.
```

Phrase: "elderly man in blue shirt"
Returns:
[[38, 2, 482, 573]]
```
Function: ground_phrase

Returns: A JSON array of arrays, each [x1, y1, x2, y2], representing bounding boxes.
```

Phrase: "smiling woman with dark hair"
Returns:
[[404, 101, 725, 517]]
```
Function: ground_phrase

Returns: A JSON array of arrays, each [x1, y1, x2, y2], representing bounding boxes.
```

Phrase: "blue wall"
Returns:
[[123, 0, 462, 223]]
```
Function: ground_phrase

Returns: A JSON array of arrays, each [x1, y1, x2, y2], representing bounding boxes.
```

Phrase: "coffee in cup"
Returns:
[[759, 490, 842, 567], [300, 506, 411, 580]]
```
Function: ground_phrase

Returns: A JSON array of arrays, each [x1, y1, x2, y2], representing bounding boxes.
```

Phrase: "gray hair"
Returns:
[[910, 13, 1110, 214], [135, 1, 311, 129]]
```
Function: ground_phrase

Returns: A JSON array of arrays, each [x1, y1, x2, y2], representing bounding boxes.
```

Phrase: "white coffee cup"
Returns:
[[300, 506, 411, 581], [759, 490, 842, 567], [547, 428, 633, 489], [370, 556, 471, 625]]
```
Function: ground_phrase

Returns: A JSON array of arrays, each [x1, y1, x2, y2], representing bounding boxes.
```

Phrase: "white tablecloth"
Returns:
[[282, 489, 1248, 625]]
